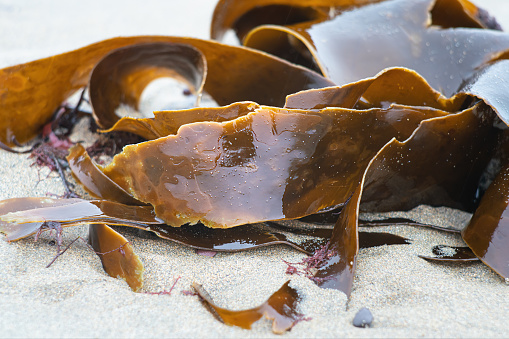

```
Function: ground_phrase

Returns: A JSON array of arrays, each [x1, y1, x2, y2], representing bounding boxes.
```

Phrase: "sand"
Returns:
[[0, 0, 508, 337]]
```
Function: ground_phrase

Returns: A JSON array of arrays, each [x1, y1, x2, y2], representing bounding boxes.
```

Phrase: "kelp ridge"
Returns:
[[1, 0, 509, 334]]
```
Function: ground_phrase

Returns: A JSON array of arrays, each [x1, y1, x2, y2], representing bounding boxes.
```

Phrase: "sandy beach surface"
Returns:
[[0, 0, 508, 337]]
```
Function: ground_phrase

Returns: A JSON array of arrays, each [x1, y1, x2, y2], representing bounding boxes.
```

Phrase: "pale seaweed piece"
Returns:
[[211, 0, 486, 42], [241, 0, 509, 96]]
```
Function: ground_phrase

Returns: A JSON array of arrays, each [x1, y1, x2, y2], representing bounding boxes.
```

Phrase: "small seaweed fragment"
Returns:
[[89, 224, 144, 291], [193, 280, 306, 334], [419, 245, 479, 262]]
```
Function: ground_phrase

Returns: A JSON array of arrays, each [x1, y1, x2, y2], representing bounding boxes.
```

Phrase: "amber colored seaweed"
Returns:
[[2, 0, 509, 310], [0, 37, 332, 146], [193, 280, 305, 334], [239, 0, 509, 96], [89, 224, 145, 291]]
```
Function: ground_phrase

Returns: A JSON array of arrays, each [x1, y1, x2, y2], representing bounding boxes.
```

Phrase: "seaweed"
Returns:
[[0, 0, 509, 334], [193, 280, 308, 334]]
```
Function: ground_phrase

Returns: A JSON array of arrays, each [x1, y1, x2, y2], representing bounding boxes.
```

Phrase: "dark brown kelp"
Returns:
[[461, 161, 509, 281]]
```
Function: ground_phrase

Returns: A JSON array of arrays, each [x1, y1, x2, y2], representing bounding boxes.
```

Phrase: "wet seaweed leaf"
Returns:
[[462, 161, 509, 280], [211, 0, 488, 43]]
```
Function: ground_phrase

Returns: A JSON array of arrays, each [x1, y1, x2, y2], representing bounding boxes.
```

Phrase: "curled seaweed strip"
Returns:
[[0, 37, 332, 146], [193, 280, 305, 334]]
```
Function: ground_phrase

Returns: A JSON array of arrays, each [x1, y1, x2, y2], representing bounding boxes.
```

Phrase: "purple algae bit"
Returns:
[[353, 307, 373, 328]]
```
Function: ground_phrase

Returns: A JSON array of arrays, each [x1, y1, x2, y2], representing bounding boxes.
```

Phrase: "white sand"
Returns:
[[0, 0, 508, 337]]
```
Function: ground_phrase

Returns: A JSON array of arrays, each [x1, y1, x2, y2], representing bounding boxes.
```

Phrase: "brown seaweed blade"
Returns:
[[461, 161, 509, 281], [313, 103, 499, 296], [67, 144, 143, 205], [242, 0, 509, 96], [98, 105, 445, 228], [193, 280, 304, 334], [0, 36, 333, 146], [360, 104, 500, 213], [89, 224, 144, 291], [144, 223, 316, 254]]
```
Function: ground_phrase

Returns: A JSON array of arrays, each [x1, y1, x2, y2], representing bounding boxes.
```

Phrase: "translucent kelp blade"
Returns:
[[285, 67, 465, 111], [67, 144, 143, 205], [462, 161, 509, 280], [419, 245, 479, 262], [0, 222, 44, 242], [101, 105, 445, 227], [89, 224, 144, 292], [210, 0, 485, 42], [0, 198, 84, 241], [193, 280, 303, 334], [460, 59, 509, 125], [0, 36, 333, 146], [242, 0, 509, 96], [103, 102, 261, 140], [312, 174, 362, 296], [0, 198, 161, 226], [88, 42, 207, 129]]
